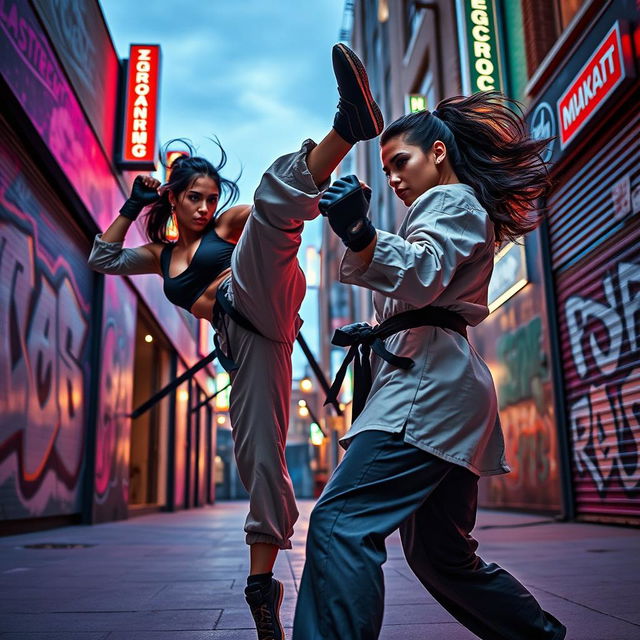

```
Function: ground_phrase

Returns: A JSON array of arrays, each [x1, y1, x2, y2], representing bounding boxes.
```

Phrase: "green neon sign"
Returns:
[[408, 94, 427, 113], [462, 0, 503, 93]]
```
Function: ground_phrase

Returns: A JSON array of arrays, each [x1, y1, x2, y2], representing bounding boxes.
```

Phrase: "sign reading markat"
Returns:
[[119, 44, 161, 170], [526, 3, 635, 165], [558, 23, 626, 149], [456, 0, 503, 94]]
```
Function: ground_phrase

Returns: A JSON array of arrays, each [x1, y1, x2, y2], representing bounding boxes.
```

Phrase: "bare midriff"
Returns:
[[188, 266, 233, 321]]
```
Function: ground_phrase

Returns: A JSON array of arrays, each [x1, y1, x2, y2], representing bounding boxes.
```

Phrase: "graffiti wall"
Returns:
[[472, 232, 562, 512], [0, 0, 126, 234], [557, 223, 640, 518], [93, 278, 136, 523], [31, 0, 120, 156], [0, 0, 214, 374], [0, 126, 92, 520]]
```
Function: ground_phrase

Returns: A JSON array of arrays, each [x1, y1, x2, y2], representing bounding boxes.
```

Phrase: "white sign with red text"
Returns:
[[557, 23, 626, 149]]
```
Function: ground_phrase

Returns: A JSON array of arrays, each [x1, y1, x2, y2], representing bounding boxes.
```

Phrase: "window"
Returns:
[[556, 0, 587, 30]]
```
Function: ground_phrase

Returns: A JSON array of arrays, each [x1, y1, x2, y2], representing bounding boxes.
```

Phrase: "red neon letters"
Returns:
[[121, 44, 160, 167]]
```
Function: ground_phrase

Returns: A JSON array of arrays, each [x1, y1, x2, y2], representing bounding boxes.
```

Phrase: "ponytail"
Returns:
[[381, 92, 552, 243]]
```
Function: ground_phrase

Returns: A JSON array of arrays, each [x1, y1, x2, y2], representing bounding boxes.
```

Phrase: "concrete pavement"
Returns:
[[0, 500, 638, 639]]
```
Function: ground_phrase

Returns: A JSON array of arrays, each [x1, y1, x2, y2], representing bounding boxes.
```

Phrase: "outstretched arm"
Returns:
[[88, 175, 162, 275]]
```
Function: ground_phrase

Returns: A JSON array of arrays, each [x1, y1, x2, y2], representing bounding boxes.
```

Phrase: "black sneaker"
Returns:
[[244, 577, 285, 640], [332, 43, 384, 144]]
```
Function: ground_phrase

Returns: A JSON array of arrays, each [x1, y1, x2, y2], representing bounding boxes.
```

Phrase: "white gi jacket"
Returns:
[[339, 183, 510, 477]]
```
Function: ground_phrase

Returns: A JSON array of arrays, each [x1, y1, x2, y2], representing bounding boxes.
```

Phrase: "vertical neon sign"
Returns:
[[456, 0, 503, 94], [119, 44, 161, 169]]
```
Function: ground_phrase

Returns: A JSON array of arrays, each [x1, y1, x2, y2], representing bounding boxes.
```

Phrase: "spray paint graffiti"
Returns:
[[0, 0, 129, 234], [488, 315, 560, 508], [497, 316, 548, 410], [0, 158, 91, 519], [565, 260, 640, 496], [93, 278, 136, 522]]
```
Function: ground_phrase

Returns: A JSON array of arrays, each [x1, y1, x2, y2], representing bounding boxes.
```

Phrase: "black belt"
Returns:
[[325, 306, 468, 421], [212, 279, 263, 372]]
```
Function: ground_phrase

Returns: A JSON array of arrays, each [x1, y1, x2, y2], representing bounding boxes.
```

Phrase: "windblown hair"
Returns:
[[145, 138, 240, 244], [380, 91, 552, 243]]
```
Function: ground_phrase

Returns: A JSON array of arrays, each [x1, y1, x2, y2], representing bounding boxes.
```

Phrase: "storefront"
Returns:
[[0, 0, 217, 533], [527, 0, 640, 524]]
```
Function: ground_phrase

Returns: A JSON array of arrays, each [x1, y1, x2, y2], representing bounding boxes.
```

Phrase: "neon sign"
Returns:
[[119, 44, 160, 169], [456, 0, 503, 94], [407, 94, 427, 113]]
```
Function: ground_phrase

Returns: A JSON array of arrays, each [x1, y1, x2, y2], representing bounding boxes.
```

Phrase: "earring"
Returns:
[[166, 205, 179, 242]]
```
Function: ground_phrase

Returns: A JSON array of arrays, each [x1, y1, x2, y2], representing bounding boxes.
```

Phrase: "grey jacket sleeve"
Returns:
[[87, 234, 157, 275], [339, 189, 489, 308]]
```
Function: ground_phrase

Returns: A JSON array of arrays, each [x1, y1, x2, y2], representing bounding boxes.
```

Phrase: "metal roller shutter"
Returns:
[[556, 222, 640, 522], [548, 107, 640, 273]]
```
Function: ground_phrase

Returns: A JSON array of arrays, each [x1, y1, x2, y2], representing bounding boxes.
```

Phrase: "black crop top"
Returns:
[[160, 226, 235, 311]]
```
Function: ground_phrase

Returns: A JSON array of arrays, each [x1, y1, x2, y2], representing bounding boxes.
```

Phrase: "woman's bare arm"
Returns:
[[88, 175, 163, 275], [216, 204, 252, 243]]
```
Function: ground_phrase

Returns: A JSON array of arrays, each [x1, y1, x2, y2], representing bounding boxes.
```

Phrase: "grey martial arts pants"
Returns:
[[292, 429, 566, 640], [214, 140, 325, 550]]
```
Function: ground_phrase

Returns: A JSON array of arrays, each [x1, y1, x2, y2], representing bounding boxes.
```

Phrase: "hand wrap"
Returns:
[[319, 174, 376, 252], [119, 176, 160, 221]]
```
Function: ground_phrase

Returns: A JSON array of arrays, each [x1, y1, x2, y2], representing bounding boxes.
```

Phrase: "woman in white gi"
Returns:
[[88, 44, 383, 640], [292, 91, 566, 640]]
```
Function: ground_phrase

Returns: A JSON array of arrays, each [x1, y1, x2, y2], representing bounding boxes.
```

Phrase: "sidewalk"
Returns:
[[0, 500, 638, 639]]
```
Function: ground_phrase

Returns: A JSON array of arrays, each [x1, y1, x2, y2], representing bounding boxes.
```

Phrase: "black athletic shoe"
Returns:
[[332, 43, 384, 144], [244, 578, 285, 640]]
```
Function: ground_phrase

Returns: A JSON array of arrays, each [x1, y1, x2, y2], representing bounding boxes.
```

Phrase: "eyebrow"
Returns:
[[188, 189, 219, 197]]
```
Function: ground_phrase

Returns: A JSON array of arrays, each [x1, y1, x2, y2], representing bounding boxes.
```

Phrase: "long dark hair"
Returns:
[[145, 138, 240, 244], [380, 91, 552, 243]]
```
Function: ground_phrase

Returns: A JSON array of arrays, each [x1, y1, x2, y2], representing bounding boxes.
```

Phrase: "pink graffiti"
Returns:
[[566, 260, 640, 495], [94, 278, 135, 506], [0, 215, 88, 507]]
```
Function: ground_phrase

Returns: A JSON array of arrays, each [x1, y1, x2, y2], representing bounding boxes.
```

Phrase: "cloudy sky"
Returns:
[[100, 0, 348, 375], [100, 0, 347, 204]]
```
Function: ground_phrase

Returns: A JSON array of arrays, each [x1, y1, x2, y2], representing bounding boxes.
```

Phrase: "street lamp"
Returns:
[[300, 377, 313, 393], [298, 401, 310, 418]]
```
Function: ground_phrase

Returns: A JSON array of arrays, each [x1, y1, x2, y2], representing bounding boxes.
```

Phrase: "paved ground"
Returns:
[[0, 500, 638, 639]]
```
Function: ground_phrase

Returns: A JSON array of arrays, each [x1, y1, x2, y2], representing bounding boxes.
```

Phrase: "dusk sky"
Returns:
[[100, 0, 347, 205], [100, 0, 348, 375]]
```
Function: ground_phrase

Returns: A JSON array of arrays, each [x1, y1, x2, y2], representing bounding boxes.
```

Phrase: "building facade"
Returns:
[[0, 0, 219, 533]]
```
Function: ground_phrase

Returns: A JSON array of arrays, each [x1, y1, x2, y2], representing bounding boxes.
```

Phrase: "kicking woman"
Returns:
[[88, 44, 383, 640], [292, 92, 566, 640]]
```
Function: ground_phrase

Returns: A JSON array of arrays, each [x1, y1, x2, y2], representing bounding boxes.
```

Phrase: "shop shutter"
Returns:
[[556, 223, 640, 522], [547, 107, 639, 273]]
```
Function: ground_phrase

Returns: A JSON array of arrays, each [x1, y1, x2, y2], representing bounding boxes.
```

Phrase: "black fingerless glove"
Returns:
[[119, 176, 160, 221], [319, 174, 376, 252]]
